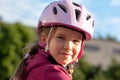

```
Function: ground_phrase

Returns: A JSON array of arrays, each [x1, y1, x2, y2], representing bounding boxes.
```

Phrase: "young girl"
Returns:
[[10, 0, 94, 80]]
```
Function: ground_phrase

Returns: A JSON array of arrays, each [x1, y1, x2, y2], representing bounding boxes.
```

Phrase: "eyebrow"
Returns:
[[55, 33, 65, 36], [75, 35, 83, 40], [56, 33, 83, 39]]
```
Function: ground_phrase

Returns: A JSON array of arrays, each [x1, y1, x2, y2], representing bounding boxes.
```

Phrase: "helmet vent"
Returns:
[[58, 4, 67, 13], [86, 14, 91, 20], [72, 2, 80, 7], [92, 21, 94, 28], [75, 9, 81, 21], [53, 7, 57, 15]]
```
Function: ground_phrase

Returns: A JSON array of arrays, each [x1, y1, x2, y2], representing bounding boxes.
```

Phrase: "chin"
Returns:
[[60, 61, 71, 67]]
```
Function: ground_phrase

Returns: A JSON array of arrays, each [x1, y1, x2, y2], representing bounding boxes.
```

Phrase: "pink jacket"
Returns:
[[22, 49, 71, 80]]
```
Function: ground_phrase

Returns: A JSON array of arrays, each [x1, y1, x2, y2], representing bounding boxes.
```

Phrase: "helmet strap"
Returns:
[[45, 27, 54, 52]]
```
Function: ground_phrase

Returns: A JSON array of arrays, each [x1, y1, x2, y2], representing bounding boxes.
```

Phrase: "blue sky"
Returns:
[[0, 0, 120, 42]]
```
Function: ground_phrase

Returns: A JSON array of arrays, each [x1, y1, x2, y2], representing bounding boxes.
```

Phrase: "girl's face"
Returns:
[[48, 27, 83, 66]]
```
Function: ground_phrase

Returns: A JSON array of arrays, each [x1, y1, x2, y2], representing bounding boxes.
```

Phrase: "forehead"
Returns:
[[55, 27, 83, 37]]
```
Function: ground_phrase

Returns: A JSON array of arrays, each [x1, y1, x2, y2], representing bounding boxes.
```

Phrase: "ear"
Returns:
[[40, 33, 47, 43]]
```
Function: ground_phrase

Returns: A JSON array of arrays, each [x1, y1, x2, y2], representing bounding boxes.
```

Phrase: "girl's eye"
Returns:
[[73, 40, 81, 44], [57, 36, 65, 40]]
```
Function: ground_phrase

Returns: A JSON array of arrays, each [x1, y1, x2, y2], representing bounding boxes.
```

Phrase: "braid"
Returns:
[[10, 44, 39, 80], [66, 64, 74, 79], [29, 44, 39, 57], [66, 64, 74, 74]]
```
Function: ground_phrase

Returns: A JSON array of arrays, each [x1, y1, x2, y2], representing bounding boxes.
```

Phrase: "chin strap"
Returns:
[[70, 40, 84, 64], [65, 63, 74, 73], [77, 40, 84, 60], [45, 27, 54, 52]]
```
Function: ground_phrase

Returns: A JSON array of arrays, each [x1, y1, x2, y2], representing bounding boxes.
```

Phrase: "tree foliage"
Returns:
[[73, 57, 120, 80], [96, 33, 117, 42], [0, 22, 35, 80]]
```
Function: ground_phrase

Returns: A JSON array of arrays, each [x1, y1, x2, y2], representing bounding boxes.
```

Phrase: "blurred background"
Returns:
[[0, 0, 120, 80]]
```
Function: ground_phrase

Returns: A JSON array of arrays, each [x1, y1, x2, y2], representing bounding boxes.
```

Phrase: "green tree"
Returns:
[[106, 34, 117, 42], [96, 33, 117, 42], [106, 59, 120, 80], [73, 57, 93, 80], [0, 22, 35, 80], [73, 57, 109, 80], [73, 65, 85, 80], [93, 67, 108, 80]]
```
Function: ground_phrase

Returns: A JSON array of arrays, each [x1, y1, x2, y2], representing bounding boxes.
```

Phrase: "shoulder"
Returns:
[[44, 65, 71, 80], [27, 64, 71, 80]]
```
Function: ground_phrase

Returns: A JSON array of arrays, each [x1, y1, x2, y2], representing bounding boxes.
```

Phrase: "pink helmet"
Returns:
[[38, 0, 94, 40]]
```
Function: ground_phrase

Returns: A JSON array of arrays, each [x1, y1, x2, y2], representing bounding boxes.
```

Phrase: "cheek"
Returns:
[[49, 38, 63, 49], [49, 39, 60, 54], [73, 45, 81, 58]]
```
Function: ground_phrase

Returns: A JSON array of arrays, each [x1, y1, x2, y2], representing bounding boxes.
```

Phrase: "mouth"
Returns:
[[61, 52, 72, 56]]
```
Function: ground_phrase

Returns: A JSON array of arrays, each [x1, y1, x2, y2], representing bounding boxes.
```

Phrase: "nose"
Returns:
[[64, 41, 73, 50]]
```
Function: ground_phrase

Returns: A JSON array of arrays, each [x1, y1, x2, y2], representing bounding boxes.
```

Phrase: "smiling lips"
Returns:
[[60, 52, 72, 56]]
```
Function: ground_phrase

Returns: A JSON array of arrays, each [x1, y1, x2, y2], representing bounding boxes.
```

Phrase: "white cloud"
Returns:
[[106, 17, 120, 26], [110, 0, 120, 7], [0, 0, 48, 26]]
